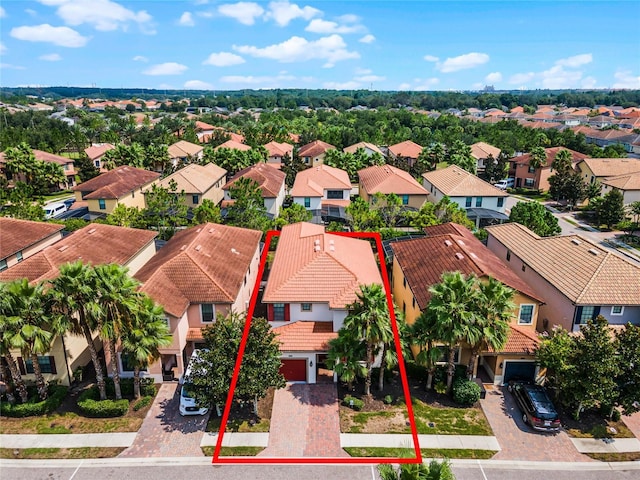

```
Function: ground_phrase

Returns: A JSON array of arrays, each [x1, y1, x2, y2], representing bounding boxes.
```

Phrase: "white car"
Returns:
[[179, 349, 209, 416], [44, 202, 68, 219], [494, 178, 515, 190]]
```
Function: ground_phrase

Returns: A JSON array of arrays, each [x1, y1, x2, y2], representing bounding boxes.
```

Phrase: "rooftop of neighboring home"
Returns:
[[194, 121, 215, 131], [388, 140, 423, 159], [487, 324, 540, 354], [84, 143, 115, 160], [72, 165, 160, 199], [0, 218, 64, 261], [486, 223, 640, 305], [274, 321, 336, 351], [0, 224, 157, 283], [215, 139, 252, 151], [0, 149, 74, 172], [134, 223, 261, 317], [290, 164, 351, 198], [343, 141, 385, 156], [264, 141, 293, 158], [167, 140, 203, 158], [298, 139, 336, 157], [391, 222, 543, 310], [149, 163, 227, 195], [422, 165, 508, 197], [358, 164, 428, 195], [263, 222, 382, 308], [470, 142, 501, 159], [514, 147, 589, 167], [223, 163, 286, 198], [602, 171, 640, 191], [578, 158, 640, 177]]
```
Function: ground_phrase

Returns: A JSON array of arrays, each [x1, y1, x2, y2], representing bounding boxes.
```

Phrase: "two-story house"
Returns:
[[576, 157, 640, 186], [513, 147, 588, 191], [0, 218, 64, 272], [84, 143, 115, 172], [388, 140, 423, 167], [470, 142, 501, 175], [290, 164, 351, 219], [343, 142, 385, 157], [222, 163, 286, 219], [145, 163, 227, 208], [358, 164, 428, 209], [167, 140, 204, 167], [264, 141, 294, 168], [298, 140, 336, 166], [601, 172, 640, 205]]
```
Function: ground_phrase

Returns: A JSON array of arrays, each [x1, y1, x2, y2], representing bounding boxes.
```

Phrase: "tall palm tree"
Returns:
[[326, 329, 367, 391], [343, 284, 393, 396], [0, 283, 29, 403], [376, 309, 409, 392], [552, 148, 573, 174], [120, 296, 171, 398], [49, 262, 108, 400], [411, 310, 443, 390], [528, 146, 547, 171]]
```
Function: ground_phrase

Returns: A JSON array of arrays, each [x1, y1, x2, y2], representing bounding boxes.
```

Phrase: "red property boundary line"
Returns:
[[212, 229, 422, 464]]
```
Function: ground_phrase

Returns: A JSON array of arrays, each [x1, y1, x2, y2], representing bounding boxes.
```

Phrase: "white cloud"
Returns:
[[0, 42, 6, 54], [219, 73, 297, 88], [143, 62, 188, 76], [323, 81, 361, 90], [202, 52, 245, 67], [184, 80, 213, 89], [178, 12, 194, 26], [337, 14, 359, 23], [540, 65, 583, 89], [613, 70, 640, 89], [437, 52, 489, 73], [485, 72, 502, 83], [197, 11, 214, 18], [25, 8, 38, 15], [355, 74, 385, 83], [0, 6, 6, 17], [10, 24, 89, 47], [1, 63, 26, 70], [305, 18, 364, 34], [234, 34, 359, 68], [509, 72, 535, 85], [39, 53, 62, 61], [413, 78, 439, 90], [266, 1, 320, 26], [218, 2, 264, 25], [39, 0, 155, 34], [132, 55, 148, 62], [359, 34, 375, 44], [581, 76, 598, 89], [556, 53, 592, 68], [354, 67, 372, 75], [398, 83, 411, 91], [423, 55, 439, 62]]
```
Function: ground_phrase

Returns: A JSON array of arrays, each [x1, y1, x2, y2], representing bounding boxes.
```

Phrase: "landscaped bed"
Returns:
[[201, 446, 265, 457], [0, 447, 125, 459], [206, 387, 274, 433], [560, 407, 634, 440], [343, 447, 497, 459]]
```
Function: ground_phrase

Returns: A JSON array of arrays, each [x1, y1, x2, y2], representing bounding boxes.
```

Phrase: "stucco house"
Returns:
[[222, 163, 286, 218], [601, 171, 640, 204], [290, 164, 351, 216], [486, 223, 640, 332], [145, 163, 227, 208], [512, 147, 588, 191], [262, 222, 383, 383], [214, 140, 252, 152], [343, 142, 385, 157], [358, 164, 428, 209], [84, 143, 115, 172], [264, 141, 294, 167], [576, 157, 640, 191], [0, 149, 76, 190], [388, 140, 423, 167], [390, 222, 544, 385], [167, 140, 204, 167], [470, 142, 501, 174], [0, 218, 64, 272], [298, 140, 336, 166], [132, 223, 262, 382]]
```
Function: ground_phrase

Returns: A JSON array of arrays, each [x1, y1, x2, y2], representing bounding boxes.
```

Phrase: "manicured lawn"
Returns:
[[202, 446, 265, 457], [207, 417, 270, 433], [0, 447, 125, 459], [40, 190, 73, 202], [343, 447, 497, 459], [586, 452, 640, 462], [0, 412, 144, 434], [565, 421, 634, 439]]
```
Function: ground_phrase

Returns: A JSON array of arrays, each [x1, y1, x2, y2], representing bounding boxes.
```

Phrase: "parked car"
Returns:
[[63, 198, 76, 209], [508, 380, 561, 432], [44, 202, 68, 219], [494, 178, 515, 190], [179, 349, 209, 416]]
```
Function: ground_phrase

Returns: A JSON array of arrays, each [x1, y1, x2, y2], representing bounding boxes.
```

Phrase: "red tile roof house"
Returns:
[[290, 164, 352, 216], [298, 140, 336, 167], [387, 140, 423, 167], [133, 223, 262, 382], [222, 163, 286, 218], [391, 222, 545, 385], [167, 140, 204, 168], [512, 147, 588, 191], [262, 222, 383, 383], [470, 142, 501, 174], [0, 223, 158, 387], [84, 143, 115, 172], [0, 149, 77, 190], [264, 141, 294, 168], [214, 139, 252, 152], [343, 141, 385, 157], [358, 164, 428, 210], [0, 218, 64, 272]]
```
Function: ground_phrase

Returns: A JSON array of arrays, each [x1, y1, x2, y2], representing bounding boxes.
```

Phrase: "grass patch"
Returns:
[[586, 452, 640, 462], [202, 446, 265, 457], [566, 422, 634, 439], [0, 447, 125, 459], [0, 412, 144, 434], [207, 417, 270, 433], [411, 398, 492, 435], [39, 191, 73, 202], [343, 447, 496, 459]]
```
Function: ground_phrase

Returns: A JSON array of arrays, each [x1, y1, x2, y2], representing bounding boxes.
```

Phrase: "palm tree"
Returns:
[[326, 329, 367, 391], [343, 284, 393, 396], [528, 146, 547, 171], [120, 296, 171, 398], [411, 310, 443, 390], [552, 149, 573, 174], [0, 283, 29, 403], [376, 309, 409, 392], [49, 262, 108, 400]]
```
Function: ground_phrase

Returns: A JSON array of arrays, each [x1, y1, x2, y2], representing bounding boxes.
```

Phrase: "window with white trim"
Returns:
[[518, 304, 535, 324], [611, 306, 624, 316], [201, 303, 215, 323], [301, 303, 312, 312]]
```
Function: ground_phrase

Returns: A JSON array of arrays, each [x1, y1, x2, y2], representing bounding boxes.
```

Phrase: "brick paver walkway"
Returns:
[[258, 384, 347, 458], [622, 411, 640, 438], [119, 383, 208, 458], [480, 385, 591, 462]]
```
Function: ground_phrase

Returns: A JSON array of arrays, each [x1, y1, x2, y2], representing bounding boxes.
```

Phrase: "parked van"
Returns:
[[179, 349, 209, 416], [44, 202, 68, 219], [494, 178, 515, 190]]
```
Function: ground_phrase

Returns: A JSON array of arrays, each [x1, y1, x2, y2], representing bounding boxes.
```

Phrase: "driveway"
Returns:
[[480, 384, 591, 462], [622, 411, 640, 438]]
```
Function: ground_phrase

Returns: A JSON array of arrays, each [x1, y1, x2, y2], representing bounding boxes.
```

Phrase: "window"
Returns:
[[611, 306, 624, 316], [434, 346, 460, 364], [403, 301, 406, 315], [475, 197, 483, 207], [326, 190, 343, 199], [506, 250, 511, 262], [301, 303, 312, 312], [98, 199, 106, 210], [94, 160, 100, 168], [64, 164, 70, 171], [16, 251, 23, 263], [192, 195, 199, 205], [402, 194, 409, 205], [0, 259, 6, 272], [412, 297, 416, 309], [304, 197, 310, 208], [524, 178, 535, 188], [518, 305, 535, 324], [25, 356, 56, 374], [521, 264, 526, 272], [497, 197, 504, 208], [201, 303, 214, 323], [403, 276, 407, 288], [575, 306, 600, 324], [528, 165, 536, 174], [120, 352, 140, 372], [304, 157, 310, 164], [273, 303, 286, 321], [465, 197, 472, 208]]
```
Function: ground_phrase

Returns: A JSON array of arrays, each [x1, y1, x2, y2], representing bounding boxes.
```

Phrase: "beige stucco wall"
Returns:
[[3, 230, 63, 269], [87, 198, 118, 214], [123, 240, 157, 276]]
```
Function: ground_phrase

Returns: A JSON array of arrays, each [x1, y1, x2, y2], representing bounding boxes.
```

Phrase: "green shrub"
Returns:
[[105, 378, 155, 397], [77, 386, 129, 417], [0, 385, 68, 418], [383, 395, 394, 405], [434, 382, 447, 395], [452, 379, 481, 406], [404, 361, 427, 380], [133, 395, 153, 412], [611, 408, 621, 422], [343, 395, 364, 411]]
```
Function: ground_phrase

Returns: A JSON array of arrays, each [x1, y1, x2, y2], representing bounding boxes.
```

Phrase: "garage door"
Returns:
[[280, 359, 307, 382], [503, 361, 536, 384]]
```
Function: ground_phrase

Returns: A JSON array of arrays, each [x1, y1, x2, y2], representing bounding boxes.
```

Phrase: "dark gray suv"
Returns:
[[508, 381, 561, 432]]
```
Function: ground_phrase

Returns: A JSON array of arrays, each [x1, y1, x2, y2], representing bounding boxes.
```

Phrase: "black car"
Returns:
[[508, 380, 561, 432]]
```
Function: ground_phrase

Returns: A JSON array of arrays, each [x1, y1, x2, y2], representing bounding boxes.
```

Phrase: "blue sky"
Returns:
[[1, 1, 639, 91]]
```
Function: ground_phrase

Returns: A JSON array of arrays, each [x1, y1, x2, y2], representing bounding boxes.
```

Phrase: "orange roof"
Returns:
[[73, 166, 160, 200], [195, 121, 215, 131], [488, 325, 539, 354], [388, 140, 422, 159], [343, 142, 385, 156], [186, 328, 204, 342], [215, 140, 252, 152], [290, 164, 351, 197], [223, 163, 285, 198], [470, 142, 501, 160], [263, 223, 382, 309], [422, 165, 508, 197], [264, 141, 293, 158], [274, 321, 337, 351], [0, 218, 63, 260], [298, 140, 336, 158], [168, 140, 203, 158], [358, 164, 428, 196], [515, 147, 588, 168], [602, 171, 640, 191], [84, 144, 115, 160]]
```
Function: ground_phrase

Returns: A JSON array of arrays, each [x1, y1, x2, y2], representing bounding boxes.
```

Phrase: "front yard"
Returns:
[[206, 387, 274, 434]]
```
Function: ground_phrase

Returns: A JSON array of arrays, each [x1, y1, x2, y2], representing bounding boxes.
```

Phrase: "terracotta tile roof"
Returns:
[[168, 140, 203, 158], [195, 121, 215, 131], [215, 140, 252, 152], [32, 150, 74, 168], [274, 321, 337, 351], [470, 142, 501, 159], [488, 325, 539, 354], [602, 171, 640, 191], [486, 223, 640, 305], [514, 147, 588, 168], [263, 223, 382, 309], [0, 218, 64, 260], [391, 224, 543, 310], [135, 223, 261, 317], [290, 165, 351, 198], [289, 133, 301, 144], [343, 142, 385, 156], [358, 164, 428, 196], [264, 141, 293, 158], [186, 328, 204, 342], [579, 158, 640, 177], [84, 143, 115, 160], [223, 163, 286, 198], [72, 166, 159, 200], [0, 224, 157, 283], [321, 199, 350, 207], [151, 163, 227, 194], [298, 140, 336, 158], [423, 222, 478, 243], [389, 140, 423, 159], [422, 165, 508, 198]]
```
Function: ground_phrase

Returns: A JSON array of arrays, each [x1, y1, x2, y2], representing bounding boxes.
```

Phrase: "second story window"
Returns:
[[465, 197, 472, 208], [201, 304, 215, 323], [304, 197, 310, 208], [16, 251, 23, 262], [326, 190, 343, 199], [497, 197, 504, 208], [402, 194, 409, 205], [192, 194, 199, 205], [475, 197, 483, 207], [98, 199, 106, 210], [518, 305, 534, 324]]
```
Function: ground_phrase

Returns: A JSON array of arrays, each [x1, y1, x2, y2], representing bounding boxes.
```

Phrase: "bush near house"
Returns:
[[343, 395, 365, 411], [77, 388, 129, 418], [0, 385, 68, 418], [453, 378, 481, 406]]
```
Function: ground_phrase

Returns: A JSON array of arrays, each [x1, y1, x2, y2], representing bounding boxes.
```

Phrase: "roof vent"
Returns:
[[314, 239, 320, 246], [209, 228, 215, 233], [588, 248, 599, 256], [87, 228, 96, 234], [314, 245, 321, 252], [571, 238, 581, 245], [444, 240, 453, 247], [329, 245, 335, 252], [57, 245, 69, 252], [457, 239, 465, 246], [195, 245, 202, 251], [470, 252, 478, 259], [231, 248, 239, 255], [455, 252, 464, 260], [196, 228, 202, 233], [180, 245, 187, 251]]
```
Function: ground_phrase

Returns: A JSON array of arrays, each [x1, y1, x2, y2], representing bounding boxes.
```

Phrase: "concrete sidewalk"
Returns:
[[341, 433, 501, 450], [201, 432, 269, 447], [0, 433, 136, 448], [571, 437, 640, 453]]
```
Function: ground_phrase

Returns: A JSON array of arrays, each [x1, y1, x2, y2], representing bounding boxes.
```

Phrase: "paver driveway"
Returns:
[[622, 411, 640, 438], [119, 383, 207, 458], [480, 384, 591, 462], [258, 383, 347, 458]]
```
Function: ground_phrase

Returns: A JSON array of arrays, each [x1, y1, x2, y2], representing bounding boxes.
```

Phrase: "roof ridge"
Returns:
[[575, 252, 610, 304]]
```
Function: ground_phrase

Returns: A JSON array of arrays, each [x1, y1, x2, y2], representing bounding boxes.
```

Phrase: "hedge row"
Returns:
[[105, 377, 155, 397], [0, 385, 68, 418], [77, 388, 129, 417], [133, 395, 153, 412]]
